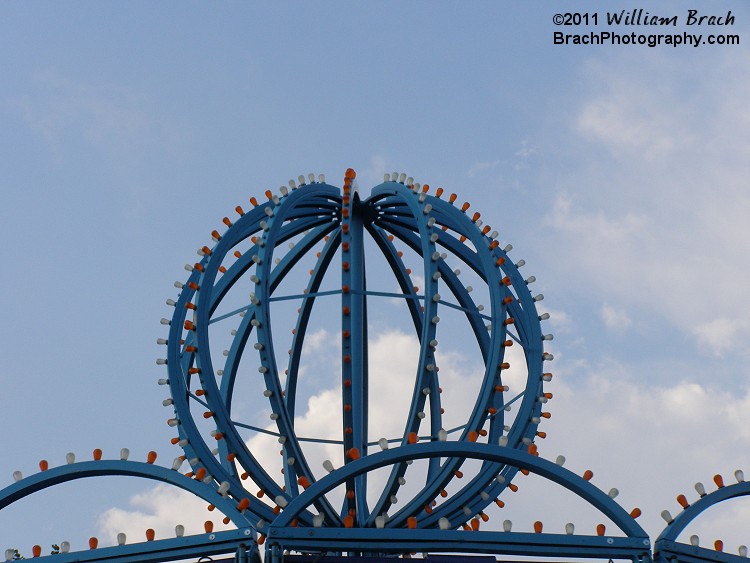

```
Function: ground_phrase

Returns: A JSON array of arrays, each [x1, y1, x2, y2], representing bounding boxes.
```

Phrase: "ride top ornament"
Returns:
[[1, 168, 747, 563]]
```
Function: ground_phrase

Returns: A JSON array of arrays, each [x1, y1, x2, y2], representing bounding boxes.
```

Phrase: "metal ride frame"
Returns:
[[1, 169, 746, 563]]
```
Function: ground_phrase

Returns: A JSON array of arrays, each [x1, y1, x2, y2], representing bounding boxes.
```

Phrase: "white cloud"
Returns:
[[692, 318, 744, 358], [303, 328, 330, 353], [5, 70, 179, 161], [359, 155, 390, 192], [600, 303, 632, 331], [536, 365, 750, 546], [540, 53, 750, 361], [468, 160, 500, 178], [514, 141, 536, 159], [542, 307, 572, 333], [97, 484, 234, 546]]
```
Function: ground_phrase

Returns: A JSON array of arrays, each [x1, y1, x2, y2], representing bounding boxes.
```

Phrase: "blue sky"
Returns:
[[2, 1, 750, 556]]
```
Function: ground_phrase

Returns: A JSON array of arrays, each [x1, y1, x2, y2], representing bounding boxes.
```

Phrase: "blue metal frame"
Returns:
[[159, 171, 550, 538], [266, 442, 650, 561], [3, 169, 736, 563], [654, 479, 750, 563]]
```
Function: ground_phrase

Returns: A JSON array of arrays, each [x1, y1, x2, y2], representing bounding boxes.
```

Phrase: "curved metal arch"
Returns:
[[270, 442, 647, 539], [166, 184, 343, 526], [654, 479, 750, 563], [364, 184, 545, 529], [657, 480, 750, 543], [0, 460, 252, 527]]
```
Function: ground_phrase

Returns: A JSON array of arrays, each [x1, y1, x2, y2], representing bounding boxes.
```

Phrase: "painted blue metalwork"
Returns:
[[270, 442, 647, 537], [158, 171, 551, 540], [0, 460, 250, 526], [5, 169, 735, 563], [654, 479, 750, 563], [3, 528, 258, 563]]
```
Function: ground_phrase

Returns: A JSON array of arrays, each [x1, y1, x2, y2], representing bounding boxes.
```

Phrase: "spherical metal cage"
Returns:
[[164, 169, 551, 533]]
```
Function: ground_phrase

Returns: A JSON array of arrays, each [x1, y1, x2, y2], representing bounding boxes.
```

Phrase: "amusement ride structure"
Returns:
[[1, 169, 747, 563]]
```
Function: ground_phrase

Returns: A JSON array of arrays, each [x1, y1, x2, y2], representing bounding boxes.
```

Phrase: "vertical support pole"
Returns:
[[349, 193, 369, 522], [340, 170, 369, 526]]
